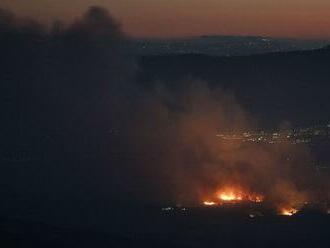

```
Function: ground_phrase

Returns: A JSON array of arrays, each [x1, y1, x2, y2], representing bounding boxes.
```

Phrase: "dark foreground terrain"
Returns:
[[1, 206, 330, 248]]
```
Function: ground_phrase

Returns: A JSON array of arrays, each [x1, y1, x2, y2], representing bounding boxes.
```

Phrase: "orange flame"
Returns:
[[279, 207, 298, 216], [217, 190, 243, 202], [248, 194, 264, 203], [201, 186, 264, 206], [215, 186, 263, 203], [203, 201, 217, 206]]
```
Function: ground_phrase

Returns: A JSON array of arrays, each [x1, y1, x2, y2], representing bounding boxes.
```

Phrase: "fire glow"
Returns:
[[280, 207, 298, 216], [217, 190, 243, 202], [203, 201, 217, 206], [216, 187, 264, 203], [203, 186, 264, 205]]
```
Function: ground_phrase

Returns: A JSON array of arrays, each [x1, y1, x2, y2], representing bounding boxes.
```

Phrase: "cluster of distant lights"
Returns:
[[172, 202, 300, 217], [162, 205, 330, 217], [216, 124, 330, 145], [162, 205, 301, 217], [161, 207, 187, 212]]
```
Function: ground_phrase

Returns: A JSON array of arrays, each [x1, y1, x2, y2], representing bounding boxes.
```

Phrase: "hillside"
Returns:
[[138, 47, 330, 128]]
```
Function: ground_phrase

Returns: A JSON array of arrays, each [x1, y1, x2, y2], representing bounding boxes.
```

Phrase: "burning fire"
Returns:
[[279, 207, 298, 216], [202, 186, 264, 205], [203, 201, 217, 206], [216, 186, 263, 203], [248, 194, 264, 203], [217, 190, 243, 202]]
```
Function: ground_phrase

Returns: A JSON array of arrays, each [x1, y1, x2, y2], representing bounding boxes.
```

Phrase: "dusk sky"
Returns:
[[2, 0, 330, 39]]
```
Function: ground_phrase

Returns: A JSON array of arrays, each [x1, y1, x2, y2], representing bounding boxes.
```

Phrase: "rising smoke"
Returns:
[[0, 6, 328, 221]]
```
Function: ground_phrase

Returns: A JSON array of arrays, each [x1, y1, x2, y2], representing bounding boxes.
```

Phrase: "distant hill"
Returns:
[[133, 36, 329, 57], [138, 48, 330, 128]]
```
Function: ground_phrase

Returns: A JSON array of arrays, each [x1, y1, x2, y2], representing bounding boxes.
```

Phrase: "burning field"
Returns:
[[203, 185, 264, 204], [122, 81, 330, 215], [202, 185, 303, 216], [201, 186, 307, 216], [202, 186, 312, 216]]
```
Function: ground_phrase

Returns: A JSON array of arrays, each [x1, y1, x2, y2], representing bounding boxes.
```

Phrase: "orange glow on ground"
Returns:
[[216, 186, 264, 203], [202, 186, 264, 205], [203, 201, 217, 206], [280, 207, 298, 216], [217, 190, 243, 202], [247, 194, 264, 203]]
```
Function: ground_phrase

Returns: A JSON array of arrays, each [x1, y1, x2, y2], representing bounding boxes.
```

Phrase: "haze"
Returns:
[[2, 0, 330, 39]]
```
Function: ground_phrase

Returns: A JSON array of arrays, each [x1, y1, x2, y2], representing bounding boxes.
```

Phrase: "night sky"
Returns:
[[2, 0, 330, 38]]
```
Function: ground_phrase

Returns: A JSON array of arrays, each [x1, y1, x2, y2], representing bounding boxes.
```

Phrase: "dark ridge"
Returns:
[[138, 48, 330, 128]]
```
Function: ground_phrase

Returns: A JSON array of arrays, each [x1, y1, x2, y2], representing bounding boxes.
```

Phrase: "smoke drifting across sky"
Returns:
[[0, 7, 329, 226], [1, 0, 330, 39]]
